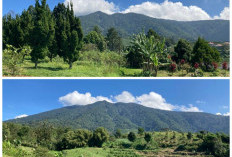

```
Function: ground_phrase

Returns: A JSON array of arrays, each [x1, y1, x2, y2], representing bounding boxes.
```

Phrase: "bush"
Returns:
[[199, 133, 229, 157], [3, 141, 29, 157], [128, 132, 136, 142], [169, 63, 177, 73], [79, 51, 126, 68], [34, 146, 54, 157], [144, 133, 152, 143], [3, 45, 31, 76]]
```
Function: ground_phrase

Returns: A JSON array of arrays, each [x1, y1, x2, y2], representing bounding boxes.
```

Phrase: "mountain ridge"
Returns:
[[79, 11, 229, 42], [7, 101, 229, 134]]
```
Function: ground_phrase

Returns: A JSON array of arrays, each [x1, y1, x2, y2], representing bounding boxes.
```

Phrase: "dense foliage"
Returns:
[[3, 122, 229, 157], [7, 101, 229, 134]]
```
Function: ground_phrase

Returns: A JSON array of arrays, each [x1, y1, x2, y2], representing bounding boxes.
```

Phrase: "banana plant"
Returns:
[[131, 32, 166, 76]]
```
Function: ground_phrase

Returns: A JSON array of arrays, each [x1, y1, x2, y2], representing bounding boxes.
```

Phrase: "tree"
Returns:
[[3, 14, 24, 48], [60, 129, 92, 149], [106, 27, 123, 52], [93, 25, 102, 34], [34, 122, 53, 147], [84, 31, 106, 52], [146, 29, 160, 40], [91, 127, 109, 147], [53, 2, 83, 68], [138, 127, 144, 135], [128, 132, 136, 142], [144, 133, 152, 143], [174, 39, 192, 63], [114, 129, 122, 138], [20, 7, 34, 45], [30, 0, 55, 68], [192, 37, 221, 71]]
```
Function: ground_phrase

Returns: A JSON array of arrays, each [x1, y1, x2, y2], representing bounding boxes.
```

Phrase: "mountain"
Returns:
[[7, 101, 229, 134], [79, 11, 229, 42]]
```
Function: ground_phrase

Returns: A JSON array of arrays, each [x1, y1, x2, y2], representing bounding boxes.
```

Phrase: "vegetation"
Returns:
[[79, 11, 229, 42], [3, 1, 229, 77], [7, 101, 229, 134], [3, 122, 229, 157]]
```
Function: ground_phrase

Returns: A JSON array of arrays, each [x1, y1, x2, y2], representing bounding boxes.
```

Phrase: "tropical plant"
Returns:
[[130, 32, 166, 76]]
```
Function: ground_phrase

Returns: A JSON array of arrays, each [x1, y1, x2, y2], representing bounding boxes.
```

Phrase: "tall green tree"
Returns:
[[53, 2, 83, 68], [30, 0, 55, 68], [106, 27, 123, 52], [3, 14, 24, 48], [192, 37, 221, 71], [174, 39, 192, 63]]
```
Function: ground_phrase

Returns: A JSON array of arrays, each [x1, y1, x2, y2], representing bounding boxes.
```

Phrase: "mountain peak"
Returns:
[[7, 101, 229, 134]]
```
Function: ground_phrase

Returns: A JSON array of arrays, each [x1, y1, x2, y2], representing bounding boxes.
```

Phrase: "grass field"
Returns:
[[3, 56, 229, 77]]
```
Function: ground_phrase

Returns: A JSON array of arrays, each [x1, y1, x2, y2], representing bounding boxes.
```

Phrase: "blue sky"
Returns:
[[3, 0, 229, 21], [3, 79, 230, 120]]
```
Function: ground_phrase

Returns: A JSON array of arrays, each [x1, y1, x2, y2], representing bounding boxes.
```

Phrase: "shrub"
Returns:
[[212, 62, 218, 70], [128, 132, 136, 142], [138, 128, 145, 135], [222, 62, 228, 70], [144, 133, 152, 143], [199, 133, 229, 157], [194, 63, 199, 69], [3, 45, 31, 76], [34, 146, 54, 157], [169, 63, 177, 73]]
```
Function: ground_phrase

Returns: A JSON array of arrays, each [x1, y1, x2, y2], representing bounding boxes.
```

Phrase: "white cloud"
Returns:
[[216, 112, 230, 116], [122, 1, 211, 21], [60, 91, 179, 111], [223, 112, 230, 116], [64, 0, 118, 16], [59, 91, 112, 106], [114, 91, 136, 103], [136, 92, 175, 111], [63, 0, 229, 21], [214, 7, 230, 20], [178, 104, 203, 112], [15, 114, 28, 119]]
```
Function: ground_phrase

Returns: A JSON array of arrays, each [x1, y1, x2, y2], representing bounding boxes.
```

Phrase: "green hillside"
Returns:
[[8, 101, 229, 134], [79, 11, 229, 42]]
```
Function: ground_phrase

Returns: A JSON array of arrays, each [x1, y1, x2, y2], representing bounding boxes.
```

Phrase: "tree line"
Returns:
[[3, 0, 123, 69]]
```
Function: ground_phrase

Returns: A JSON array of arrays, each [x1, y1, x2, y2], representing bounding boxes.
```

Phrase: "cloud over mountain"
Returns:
[[59, 91, 201, 112], [64, 0, 229, 21]]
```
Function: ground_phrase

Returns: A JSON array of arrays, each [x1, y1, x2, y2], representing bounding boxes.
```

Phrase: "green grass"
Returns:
[[62, 148, 109, 157], [3, 55, 229, 77]]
